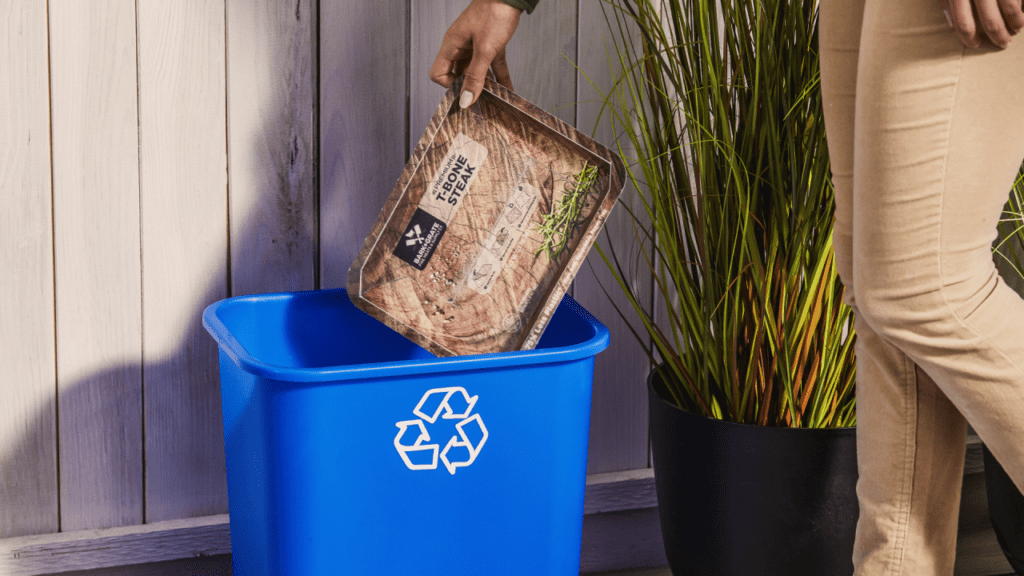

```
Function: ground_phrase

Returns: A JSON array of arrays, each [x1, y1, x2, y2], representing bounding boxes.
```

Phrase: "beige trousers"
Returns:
[[819, 0, 1024, 573]]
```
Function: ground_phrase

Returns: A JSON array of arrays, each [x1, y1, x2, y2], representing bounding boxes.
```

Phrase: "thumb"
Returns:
[[459, 47, 496, 109]]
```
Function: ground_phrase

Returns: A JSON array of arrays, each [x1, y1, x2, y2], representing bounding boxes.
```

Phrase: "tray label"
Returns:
[[420, 131, 488, 224], [393, 208, 447, 271]]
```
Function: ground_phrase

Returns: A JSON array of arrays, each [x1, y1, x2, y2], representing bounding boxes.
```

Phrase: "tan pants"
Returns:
[[819, 0, 1024, 573]]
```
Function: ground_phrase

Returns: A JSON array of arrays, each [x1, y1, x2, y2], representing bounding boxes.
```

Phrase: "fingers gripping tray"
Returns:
[[347, 77, 626, 356]]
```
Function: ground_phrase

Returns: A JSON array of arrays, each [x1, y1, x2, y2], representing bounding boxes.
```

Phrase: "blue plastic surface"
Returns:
[[203, 288, 609, 576]]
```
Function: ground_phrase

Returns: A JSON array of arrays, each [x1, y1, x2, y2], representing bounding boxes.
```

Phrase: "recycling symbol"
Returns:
[[394, 387, 488, 475]]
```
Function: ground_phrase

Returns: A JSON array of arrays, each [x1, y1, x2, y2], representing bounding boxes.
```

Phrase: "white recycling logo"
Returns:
[[394, 387, 488, 475]]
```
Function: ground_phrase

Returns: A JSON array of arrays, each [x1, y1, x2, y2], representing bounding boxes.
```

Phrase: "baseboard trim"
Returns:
[[0, 514, 230, 576], [584, 468, 657, 514]]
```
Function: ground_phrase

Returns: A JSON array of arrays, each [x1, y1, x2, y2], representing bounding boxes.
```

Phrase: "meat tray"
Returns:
[[347, 77, 625, 356]]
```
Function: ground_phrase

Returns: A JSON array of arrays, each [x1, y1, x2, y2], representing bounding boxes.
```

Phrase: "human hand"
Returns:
[[945, 0, 1024, 49], [429, 0, 522, 109]]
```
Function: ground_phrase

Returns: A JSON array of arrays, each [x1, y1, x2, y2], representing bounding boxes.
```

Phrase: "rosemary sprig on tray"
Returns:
[[535, 162, 599, 261]]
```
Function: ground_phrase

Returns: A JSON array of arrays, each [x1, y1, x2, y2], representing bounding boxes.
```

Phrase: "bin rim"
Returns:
[[202, 288, 609, 384]]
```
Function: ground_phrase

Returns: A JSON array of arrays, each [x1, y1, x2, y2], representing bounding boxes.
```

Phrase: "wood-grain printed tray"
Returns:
[[347, 77, 625, 357]]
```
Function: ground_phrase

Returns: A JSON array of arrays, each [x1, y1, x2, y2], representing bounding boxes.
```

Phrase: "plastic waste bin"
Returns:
[[202, 288, 609, 576]]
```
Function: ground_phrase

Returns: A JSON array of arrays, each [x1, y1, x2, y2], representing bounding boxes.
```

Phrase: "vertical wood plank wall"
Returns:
[[138, 0, 229, 523], [0, 0, 651, 539], [0, 0, 58, 538], [49, 0, 145, 532], [226, 0, 317, 297], [319, 0, 407, 285]]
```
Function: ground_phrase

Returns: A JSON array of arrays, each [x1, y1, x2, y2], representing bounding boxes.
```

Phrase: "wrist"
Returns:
[[495, 0, 538, 14]]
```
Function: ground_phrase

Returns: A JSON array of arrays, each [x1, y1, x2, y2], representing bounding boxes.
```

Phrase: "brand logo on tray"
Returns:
[[404, 224, 425, 246], [394, 387, 488, 474], [393, 208, 446, 270]]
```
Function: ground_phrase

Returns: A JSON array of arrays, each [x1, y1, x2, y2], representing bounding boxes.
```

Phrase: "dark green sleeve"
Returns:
[[497, 0, 539, 14]]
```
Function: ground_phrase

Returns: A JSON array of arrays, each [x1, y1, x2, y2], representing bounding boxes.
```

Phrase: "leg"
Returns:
[[853, 0, 1024, 572], [820, 1, 969, 573]]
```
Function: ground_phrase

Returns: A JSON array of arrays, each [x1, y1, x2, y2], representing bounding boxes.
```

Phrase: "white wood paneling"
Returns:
[[49, 0, 144, 531], [0, 0, 58, 539], [137, 0, 229, 523], [227, 0, 317, 296], [574, 1, 652, 473], [319, 0, 408, 287]]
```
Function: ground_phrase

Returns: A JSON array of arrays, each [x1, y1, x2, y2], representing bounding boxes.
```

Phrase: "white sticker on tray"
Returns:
[[467, 182, 541, 295], [420, 132, 488, 225]]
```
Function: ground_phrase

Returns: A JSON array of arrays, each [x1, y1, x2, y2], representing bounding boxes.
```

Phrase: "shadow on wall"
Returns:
[[1, 1, 402, 540]]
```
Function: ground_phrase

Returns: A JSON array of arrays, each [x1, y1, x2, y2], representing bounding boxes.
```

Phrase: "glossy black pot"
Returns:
[[648, 367, 859, 576], [982, 443, 1024, 575]]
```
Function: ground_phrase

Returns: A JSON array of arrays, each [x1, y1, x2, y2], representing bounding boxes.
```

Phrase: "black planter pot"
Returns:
[[982, 443, 1024, 575], [648, 368, 859, 576]]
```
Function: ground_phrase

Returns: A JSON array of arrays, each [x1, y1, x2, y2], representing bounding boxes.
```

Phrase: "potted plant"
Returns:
[[593, 0, 858, 573]]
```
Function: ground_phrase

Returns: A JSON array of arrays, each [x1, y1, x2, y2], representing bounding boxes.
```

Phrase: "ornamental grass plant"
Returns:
[[995, 172, 1024, 290], [593, 0, 856, 428]]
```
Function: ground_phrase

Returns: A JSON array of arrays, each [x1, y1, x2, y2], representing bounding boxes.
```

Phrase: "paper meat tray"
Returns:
[[346, 77, 625, 357]]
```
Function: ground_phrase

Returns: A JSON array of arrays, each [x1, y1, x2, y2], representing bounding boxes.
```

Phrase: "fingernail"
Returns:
[[460, 90, 473, 109], [943, 9, 953, 28]]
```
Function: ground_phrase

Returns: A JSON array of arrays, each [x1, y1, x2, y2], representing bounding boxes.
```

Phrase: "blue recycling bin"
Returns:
[[202, 288, 609, 576]]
